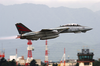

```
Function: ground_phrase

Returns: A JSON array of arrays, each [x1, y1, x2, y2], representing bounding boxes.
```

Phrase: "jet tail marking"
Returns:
[[15, 23, 32, 34]]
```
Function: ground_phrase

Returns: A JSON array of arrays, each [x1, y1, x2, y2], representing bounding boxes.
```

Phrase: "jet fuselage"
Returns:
[[16, 23, 92, 40]]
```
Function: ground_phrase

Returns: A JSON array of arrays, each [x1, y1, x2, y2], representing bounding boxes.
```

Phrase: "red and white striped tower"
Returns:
[[64, 48, 66, 66], [59, 48, 66, 66], [1, 49, 5, 58], [26, 40, 33, 63], [2, 52, 5, 58], [16, 49, 17, 60], [0, 51, 1, 59], [16, 49, 18, 66], [44, 40, 48, 65]]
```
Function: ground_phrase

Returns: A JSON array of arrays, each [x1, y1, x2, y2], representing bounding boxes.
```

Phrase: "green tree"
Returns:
[[0, 58, 17, 66], [9, 59, 16, 66], [75, 63, 79, 66], [30, 59, 39, 66], [93, 60, 100, 66], [18, 63, 21, 66], [55, 63, 58, 66], [41, 61, 46, 66], [0, 58, 7, 66], [53, 63, 58, 66], [1, 62, 10, 66], [53, 63, 55, 66]]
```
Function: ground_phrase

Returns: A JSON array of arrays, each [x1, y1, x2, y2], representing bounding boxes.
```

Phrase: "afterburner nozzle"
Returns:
[[16, 35, 21, 39]]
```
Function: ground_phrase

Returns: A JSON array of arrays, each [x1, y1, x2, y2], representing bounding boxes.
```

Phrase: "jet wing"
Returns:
[[50, 27, 69, 30], [59, 28, 69, 33], [40, 29, 53, 32], [50, 27, 69, 33], [40, 27, 69, 33]]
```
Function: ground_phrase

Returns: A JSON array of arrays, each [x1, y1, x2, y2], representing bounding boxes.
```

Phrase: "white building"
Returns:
[[10, 55, 17, 61]]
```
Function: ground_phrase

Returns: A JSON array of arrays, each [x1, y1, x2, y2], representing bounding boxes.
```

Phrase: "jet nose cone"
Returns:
[[90, 28, 93, 30], [86, 27, 93, 30]]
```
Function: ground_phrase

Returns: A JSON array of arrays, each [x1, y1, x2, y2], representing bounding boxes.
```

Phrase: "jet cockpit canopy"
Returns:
[[60, 23, 81, 27]]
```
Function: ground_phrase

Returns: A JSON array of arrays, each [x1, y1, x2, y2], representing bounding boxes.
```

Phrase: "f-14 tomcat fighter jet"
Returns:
[[15, 23, 92, 40]]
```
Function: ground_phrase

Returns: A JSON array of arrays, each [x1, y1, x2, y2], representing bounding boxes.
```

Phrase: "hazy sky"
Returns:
[[0, 0, 100, 8], [0, 0, 100, 60]]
